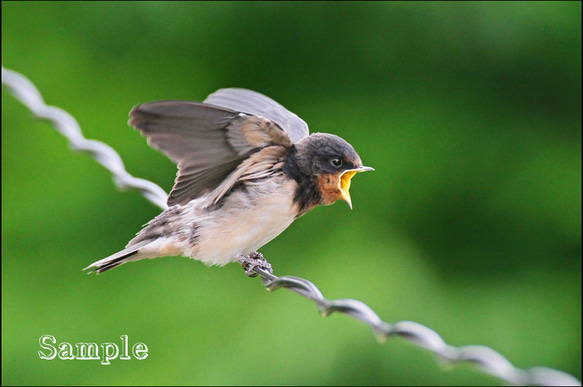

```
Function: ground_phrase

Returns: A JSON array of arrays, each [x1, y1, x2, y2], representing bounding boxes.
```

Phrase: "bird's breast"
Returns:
[[182, 175, 299, 266]]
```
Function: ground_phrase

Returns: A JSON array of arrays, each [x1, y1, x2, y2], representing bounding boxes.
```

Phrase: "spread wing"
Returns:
[[203, 88, 310, 144], [129, 93, 298, 207]]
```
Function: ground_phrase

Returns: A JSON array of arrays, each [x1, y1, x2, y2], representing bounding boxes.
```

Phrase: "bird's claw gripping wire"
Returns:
[[239, 252, 273, 277]]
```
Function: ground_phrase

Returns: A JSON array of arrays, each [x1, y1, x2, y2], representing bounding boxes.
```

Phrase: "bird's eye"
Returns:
[[330, 157, 343, 168]]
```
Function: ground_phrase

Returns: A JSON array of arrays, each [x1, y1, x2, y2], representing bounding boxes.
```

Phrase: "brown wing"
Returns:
[[129, 100, 293, 207], [204, 88, 310, 143]]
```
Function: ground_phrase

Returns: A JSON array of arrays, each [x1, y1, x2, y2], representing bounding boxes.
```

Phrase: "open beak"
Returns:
[[339, 166, 374, 209]]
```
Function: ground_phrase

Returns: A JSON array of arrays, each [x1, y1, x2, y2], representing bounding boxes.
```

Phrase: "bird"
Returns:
[[84, 88, 373, 275]]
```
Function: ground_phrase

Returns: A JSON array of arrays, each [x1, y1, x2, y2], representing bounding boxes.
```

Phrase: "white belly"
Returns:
[[181, 178, 298, 266]]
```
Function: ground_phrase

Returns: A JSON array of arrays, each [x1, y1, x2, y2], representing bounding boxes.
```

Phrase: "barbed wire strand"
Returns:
[[3, 66, 580, 386]]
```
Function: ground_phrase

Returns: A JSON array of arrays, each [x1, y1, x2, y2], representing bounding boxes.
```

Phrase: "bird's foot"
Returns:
[[239, 252, 273, 277]]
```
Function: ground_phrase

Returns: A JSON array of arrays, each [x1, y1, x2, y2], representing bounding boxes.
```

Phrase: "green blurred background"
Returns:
[[2, 1, 580, 385]]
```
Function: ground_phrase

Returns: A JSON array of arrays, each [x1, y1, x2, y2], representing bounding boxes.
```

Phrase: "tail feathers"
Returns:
[[84, 241, 154, 274]]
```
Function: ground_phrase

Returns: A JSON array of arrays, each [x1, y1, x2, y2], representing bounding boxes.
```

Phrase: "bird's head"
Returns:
[[295, 133, 373, 209]]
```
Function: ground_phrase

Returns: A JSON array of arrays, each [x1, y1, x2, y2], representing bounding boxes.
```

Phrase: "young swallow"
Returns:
[[85, 88, 373, 275]]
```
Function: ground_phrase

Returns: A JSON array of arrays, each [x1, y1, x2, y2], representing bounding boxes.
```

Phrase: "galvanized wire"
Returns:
[[250, 266, 581, 386], [1, 67, 169, 210], [3, 66, 580, 386]]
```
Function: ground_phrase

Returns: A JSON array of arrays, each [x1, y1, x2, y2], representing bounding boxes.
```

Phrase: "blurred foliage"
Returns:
[[2, 1, 580, 385]]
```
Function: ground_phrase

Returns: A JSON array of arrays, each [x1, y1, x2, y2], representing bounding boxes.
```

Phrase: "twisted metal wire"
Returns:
[[1, 67, 169, 210], [3, 66, 580, 386], [250, 267, 581, 386]]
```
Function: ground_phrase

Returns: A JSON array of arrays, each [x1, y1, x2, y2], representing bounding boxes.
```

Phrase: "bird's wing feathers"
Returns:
[[129, 90, 303, 207], [201, 146, 288, 207], [204, 88, 310, 143]]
